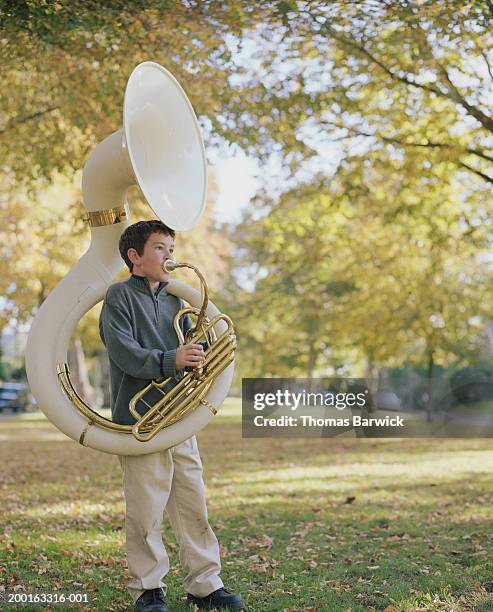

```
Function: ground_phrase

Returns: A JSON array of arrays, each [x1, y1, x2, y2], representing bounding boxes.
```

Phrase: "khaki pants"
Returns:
[[118, 436, 223, 603]]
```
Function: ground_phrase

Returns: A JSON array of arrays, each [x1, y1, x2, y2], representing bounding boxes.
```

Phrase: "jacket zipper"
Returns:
[[145, 279, 159, 320]]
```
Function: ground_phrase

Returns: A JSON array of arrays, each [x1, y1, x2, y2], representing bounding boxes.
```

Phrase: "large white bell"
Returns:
[[124, 62, 207, 230]]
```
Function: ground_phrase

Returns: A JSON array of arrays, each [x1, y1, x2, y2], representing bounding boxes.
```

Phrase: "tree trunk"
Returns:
[[364, 356, 378, 414], [307, 341, 318, 391], [426, 348, 435, 423], [67, 335, 92, 402], [97, 349, 111, 409]]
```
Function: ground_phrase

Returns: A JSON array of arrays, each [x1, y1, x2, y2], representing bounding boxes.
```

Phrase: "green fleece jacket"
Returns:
[[99, 274, 192, 425]]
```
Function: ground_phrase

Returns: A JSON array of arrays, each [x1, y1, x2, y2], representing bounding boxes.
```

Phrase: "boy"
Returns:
[[99, 220, 244, 612]]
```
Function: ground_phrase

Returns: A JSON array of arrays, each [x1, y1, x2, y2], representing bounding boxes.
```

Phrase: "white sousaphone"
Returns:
[[25, 61, 235, 456]]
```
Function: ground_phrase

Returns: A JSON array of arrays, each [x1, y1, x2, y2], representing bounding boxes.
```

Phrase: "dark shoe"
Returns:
[[135, 588, 169, 612], [187, 587, 244, 610]]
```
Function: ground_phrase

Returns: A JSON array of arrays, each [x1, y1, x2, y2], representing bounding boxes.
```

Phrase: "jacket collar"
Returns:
[[128, 274, 167, 297]]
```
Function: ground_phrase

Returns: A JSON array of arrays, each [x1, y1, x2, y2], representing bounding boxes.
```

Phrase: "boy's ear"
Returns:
[[127, 248, 140, 266]]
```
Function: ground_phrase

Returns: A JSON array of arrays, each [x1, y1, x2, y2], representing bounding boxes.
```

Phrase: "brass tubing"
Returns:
[[164, 261, 209, 327], [154, 344, 233, 426], [132, 363, 208, 427], [132, 401, 198, 441], [133, 342, 235, 441], [57, 363, 133, 433], [128, 371, 187, 419], [132, 385, 211, 441], [129, 314, 234, 422], [173, 307, 209, 345], [132, 331, 234, 429], [133, 378, 212, 434], [131, 342, 236, 437], [148, 383, 210, 429], [132, 350, 234, 442], [144, 379, 210, 428], [145, 380, 199, 427], [198, 330, 236, 372], [129, 362, 196, 420], [133, 375, 221, 442]]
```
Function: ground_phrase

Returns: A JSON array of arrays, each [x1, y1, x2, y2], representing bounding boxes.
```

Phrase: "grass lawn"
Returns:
[[448, 401, 493, 417], [1, 398, 493, 611]]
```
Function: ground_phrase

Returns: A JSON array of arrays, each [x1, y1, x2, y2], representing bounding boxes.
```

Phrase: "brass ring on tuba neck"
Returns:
[[82, 205, 128, 227]]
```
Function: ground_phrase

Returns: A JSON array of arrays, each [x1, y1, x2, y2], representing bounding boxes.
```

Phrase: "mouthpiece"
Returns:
[[163, 260, 177, 272]]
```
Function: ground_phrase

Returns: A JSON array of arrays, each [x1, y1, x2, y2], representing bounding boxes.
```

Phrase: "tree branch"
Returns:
[[321, 119, 493, 184], [314, 16, 493, 134], [412, 13, 493, 133], [479, 48, 493, 81], [316, 20, 445, 94], [0, 106, 59, 135], [321, 119, 493, 164], [458, 161, 493, 185], [435, 62, 493, 133]]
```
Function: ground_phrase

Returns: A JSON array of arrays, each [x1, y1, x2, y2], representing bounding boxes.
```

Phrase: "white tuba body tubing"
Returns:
[[25, 128, 234, 455]]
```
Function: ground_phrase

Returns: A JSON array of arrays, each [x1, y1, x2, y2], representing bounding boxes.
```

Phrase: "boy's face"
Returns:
[[128, 232, 175, 282]]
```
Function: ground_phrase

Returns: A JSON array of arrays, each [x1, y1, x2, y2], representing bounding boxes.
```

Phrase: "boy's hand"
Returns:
[[175, 343, 205, 370]]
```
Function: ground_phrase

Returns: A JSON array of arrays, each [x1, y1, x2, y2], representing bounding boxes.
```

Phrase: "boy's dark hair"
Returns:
[[119, 220, 175, 272]]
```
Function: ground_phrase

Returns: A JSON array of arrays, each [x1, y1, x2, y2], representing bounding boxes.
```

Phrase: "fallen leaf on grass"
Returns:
[[238, 534, 274, 549]]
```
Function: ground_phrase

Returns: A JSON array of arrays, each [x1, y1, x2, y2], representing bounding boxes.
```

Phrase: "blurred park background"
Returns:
[[1, 1, 493, 419], [2, 2, 493, 611]]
